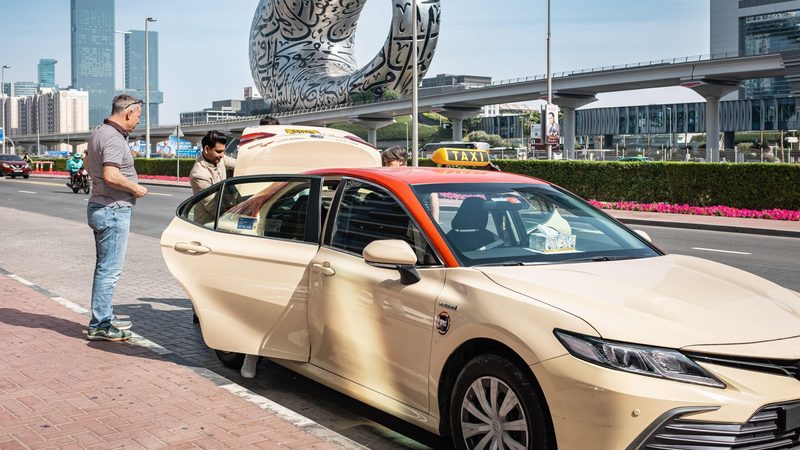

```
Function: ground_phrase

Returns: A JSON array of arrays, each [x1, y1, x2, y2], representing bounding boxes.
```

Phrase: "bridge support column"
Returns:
[[549, 93, 598, 159], [680, 79, 740, 162], [705, 96, 721, 162], [349, 117, 395, 147], [439, 108, 482, 142]]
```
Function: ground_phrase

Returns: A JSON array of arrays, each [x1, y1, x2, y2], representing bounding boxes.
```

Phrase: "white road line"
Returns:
[[691, 247, 752, 255], [18, 190, 37, 194], [147, 192, 173, 197], [7, 274, 35, 286]]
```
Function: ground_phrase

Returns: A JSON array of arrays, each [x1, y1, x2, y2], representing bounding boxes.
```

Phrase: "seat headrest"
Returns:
[[451, 197, 489, 231]]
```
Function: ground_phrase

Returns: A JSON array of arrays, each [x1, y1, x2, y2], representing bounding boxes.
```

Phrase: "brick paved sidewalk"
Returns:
[[0, 274, 344, 450]]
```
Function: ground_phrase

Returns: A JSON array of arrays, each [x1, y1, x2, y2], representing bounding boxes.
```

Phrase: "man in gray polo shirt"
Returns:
[[84, 94, 148, 341]]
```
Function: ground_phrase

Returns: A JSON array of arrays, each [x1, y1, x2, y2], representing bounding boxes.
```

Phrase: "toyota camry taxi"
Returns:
[[161, 125, 800, 450]]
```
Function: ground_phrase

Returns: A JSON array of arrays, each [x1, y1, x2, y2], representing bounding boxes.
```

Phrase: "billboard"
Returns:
[[542, 104, 560, 145], [156, 136, 197, 158]]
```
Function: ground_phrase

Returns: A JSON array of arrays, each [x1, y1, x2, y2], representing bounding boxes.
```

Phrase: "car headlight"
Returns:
[[554, 330, 726, 388], [1, 163, 10, 169]]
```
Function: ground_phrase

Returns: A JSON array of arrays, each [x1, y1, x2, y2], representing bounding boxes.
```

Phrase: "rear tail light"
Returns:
[[240, 132, 276, 146]]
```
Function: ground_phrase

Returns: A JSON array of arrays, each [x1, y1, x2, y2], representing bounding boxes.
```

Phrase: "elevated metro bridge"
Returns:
[[12, 51, 795, 162]]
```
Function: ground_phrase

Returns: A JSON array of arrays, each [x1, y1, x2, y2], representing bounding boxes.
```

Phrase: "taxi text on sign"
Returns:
[[431, 148, 491, 167]]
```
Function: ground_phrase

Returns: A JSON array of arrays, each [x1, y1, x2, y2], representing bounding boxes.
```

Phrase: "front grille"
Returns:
[[633, 402, 800, 450], [686, 353, 800, 381]]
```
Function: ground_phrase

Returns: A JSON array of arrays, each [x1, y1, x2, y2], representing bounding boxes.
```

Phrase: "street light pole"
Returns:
[[145, 17, 156, 159], [546, 0, 553, 160], [1, 65, 9, 155], [411, 0, 419, 166]]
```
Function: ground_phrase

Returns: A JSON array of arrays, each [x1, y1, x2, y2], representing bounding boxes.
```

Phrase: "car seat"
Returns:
[[446, 197, 498, 252]]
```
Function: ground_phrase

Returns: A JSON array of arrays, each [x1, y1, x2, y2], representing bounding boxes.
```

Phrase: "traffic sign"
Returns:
[[173, 125, 184, 138], [0, 127, 4, 140]]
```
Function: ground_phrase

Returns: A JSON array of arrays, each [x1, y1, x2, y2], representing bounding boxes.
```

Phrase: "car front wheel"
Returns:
[[450, 354, 553, 450]]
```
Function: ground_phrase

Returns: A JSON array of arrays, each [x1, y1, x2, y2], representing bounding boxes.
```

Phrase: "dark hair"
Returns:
[[381, 146, 408, 166], [201, 130, 228, 149], [259, 116, 280, 125]]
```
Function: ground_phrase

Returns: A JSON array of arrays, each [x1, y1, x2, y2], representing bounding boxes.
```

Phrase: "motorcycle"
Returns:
[[71, 168, 90, 194]]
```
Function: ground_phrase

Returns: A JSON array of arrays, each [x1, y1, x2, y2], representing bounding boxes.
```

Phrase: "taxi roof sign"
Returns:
[[431, 148, 491, 167]]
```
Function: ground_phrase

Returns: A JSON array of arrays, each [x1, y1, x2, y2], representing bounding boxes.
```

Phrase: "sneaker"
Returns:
[[87, 325, 131, 342], [111, 318, 132, 330]]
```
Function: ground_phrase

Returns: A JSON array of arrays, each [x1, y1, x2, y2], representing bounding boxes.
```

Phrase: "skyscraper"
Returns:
[[711, 0, 800, 99], [124, 29, 162, 125], [38, 59, 58, 89], [70, 0, 115, 126]]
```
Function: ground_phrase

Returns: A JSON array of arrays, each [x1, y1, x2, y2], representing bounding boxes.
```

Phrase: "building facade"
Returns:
[[179, 108, 240, 126], [38, 59, 58, 89], [711, 0, 800, 99], [12, 82, 38, 98], [124, 29, 162, 125], [71, 0, 115, 126], [16, 89, 89, 137]]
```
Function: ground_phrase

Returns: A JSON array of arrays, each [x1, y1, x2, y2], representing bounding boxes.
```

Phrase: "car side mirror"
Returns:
[[634, 229, 653, 243], [363, 240, 420, 285]]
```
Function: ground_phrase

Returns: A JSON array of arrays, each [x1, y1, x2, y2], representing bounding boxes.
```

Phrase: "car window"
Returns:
[[179, 177, 318, 243], [181, 185, 221, 229], [413, 183, 660, 266], [216, 179, 313, 241], [330, 180, 439, 266]]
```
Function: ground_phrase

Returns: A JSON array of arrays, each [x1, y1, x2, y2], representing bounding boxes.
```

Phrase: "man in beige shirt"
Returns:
[[189, 130, 237, 224]]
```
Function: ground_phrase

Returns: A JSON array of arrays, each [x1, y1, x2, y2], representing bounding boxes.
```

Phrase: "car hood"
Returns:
[[479, 254, 800, 349]]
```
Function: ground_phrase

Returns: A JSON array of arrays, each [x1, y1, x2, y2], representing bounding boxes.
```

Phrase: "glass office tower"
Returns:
[[124, 30, 162, 125], [38, 59, 57, 89], [70, 0, 115, 126], [711, 0, 800, 99]]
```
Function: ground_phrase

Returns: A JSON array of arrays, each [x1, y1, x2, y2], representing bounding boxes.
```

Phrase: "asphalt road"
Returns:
[[2, 175, 796, 291], [1, 175, 799, 450]]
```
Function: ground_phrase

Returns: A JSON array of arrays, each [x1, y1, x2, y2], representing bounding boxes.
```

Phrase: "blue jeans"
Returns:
[[87, 202, 132, 329]]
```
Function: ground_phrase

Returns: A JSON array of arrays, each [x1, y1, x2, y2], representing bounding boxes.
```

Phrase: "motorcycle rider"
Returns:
[[66, 152, 84, 188]]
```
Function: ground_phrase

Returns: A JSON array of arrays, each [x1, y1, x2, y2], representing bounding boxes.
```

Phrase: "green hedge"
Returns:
[[40, 157, 800, 209], [41, 157, 196, 178], [491, 160, 800, 210]]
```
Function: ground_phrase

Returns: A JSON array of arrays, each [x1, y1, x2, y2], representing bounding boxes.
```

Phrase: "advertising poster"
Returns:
[[542, 104, 560, 146]]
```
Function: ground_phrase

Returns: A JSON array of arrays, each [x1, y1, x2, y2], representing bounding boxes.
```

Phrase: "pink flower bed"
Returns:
[[589, 200, 800, 221], [33, 170, 190, 183]]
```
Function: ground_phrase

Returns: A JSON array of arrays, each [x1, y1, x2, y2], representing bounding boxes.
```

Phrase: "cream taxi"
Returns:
[[161, 125, 800, 450]]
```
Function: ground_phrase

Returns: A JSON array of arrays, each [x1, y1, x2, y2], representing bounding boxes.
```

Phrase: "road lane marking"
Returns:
[[147, 192, 173, 197], [691, 247, 752, 255], [13, 180, 67, 188], [18, 190, 37, 194]]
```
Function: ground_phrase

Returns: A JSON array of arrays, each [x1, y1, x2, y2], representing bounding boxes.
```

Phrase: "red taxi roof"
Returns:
[[304, 166, 547, 185]]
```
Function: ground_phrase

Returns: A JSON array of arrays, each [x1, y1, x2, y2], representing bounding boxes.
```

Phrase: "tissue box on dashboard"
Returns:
[[529, 232, 576, 253]]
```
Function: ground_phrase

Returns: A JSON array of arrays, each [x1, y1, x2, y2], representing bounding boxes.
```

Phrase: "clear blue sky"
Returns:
[[0, 0, 710, 124]]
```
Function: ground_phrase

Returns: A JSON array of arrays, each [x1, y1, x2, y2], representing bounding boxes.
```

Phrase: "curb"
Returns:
[[616, 217, 800, 238]]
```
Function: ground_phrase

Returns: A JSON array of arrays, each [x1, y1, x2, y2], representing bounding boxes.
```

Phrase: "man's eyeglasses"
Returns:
[[123, 99, 143, 110]]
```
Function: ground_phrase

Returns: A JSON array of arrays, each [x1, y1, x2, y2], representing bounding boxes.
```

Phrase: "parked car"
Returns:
[[0, 154, 31, 178], [161, 126, 800, 450], [617, 155, 653, 162]]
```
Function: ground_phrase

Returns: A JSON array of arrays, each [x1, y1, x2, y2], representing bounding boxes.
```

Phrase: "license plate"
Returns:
[[779, 403, 800, 431], [13, 169, 21, 172]]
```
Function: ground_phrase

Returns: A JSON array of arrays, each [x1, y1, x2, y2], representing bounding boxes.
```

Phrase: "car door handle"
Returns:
[[174, 242, 211, 255], [312, 262, 335, 276]]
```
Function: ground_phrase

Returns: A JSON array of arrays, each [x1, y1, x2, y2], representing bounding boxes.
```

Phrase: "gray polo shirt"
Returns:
[[86, 120, 139, 207]]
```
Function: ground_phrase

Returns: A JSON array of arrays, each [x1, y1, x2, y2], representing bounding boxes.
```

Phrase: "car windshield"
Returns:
[[0, 155, 23, 162], [412, 182, 661, 266]]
